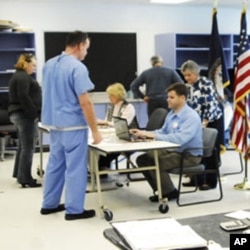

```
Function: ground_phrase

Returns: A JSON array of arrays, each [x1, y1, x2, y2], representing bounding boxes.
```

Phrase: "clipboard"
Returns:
[[103, 228, 131, 250], [105, 218, 208, 250]]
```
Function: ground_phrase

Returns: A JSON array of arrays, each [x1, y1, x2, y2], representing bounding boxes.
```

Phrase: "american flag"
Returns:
[[231, 9, 250, 154]]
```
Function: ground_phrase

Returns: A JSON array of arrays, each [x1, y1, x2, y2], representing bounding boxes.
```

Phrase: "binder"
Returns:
[[105, 218, 208, 250], [103, 228, 131, 250]]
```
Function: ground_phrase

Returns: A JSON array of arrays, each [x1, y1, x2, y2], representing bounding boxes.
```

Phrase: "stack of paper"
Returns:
[[224, 210, 250, 220], [111, 218, 207, 250]]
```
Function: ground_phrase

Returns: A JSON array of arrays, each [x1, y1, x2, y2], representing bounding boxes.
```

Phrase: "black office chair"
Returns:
[[0, 109, 17, 161], [145, 108, 168, 131], [169, 127, 223, 206], [116, 108, 168, 183]]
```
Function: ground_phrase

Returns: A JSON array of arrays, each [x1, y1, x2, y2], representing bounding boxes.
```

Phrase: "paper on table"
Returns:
[[224, 210, 250, 220], [207, 240, 225, 250], [111, 218, 207, 250]]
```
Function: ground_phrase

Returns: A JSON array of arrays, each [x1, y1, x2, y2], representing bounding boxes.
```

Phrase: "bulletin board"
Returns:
[[44, 32, 137, 91]]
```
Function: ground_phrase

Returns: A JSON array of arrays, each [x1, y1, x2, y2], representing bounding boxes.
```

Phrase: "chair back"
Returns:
[[146, 108, 167, 130], [0, 109, 11, 125], [172, 127, 223, 206], [203, 127, 218, 157]]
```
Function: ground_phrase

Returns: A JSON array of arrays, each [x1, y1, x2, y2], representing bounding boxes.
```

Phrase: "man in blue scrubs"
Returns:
[[40, 31, 102, 220]]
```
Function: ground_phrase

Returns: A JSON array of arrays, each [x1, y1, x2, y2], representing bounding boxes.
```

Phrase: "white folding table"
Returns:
[[88, 139, 179, 221], [38, 124, 180, 220]]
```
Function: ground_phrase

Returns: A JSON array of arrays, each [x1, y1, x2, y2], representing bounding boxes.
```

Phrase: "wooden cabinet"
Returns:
[[0, 32, 35, 87], [155, 33, 233, 69]]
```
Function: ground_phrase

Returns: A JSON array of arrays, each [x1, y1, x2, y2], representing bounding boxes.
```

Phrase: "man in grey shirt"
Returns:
[[130, 55, 183, 117]]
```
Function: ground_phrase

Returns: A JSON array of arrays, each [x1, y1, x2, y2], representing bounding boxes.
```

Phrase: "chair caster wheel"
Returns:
[[159, 204, 169, 213], [103, 209, 113, 221], [116, 182, 124, 188], [37, 168, 44, 177]]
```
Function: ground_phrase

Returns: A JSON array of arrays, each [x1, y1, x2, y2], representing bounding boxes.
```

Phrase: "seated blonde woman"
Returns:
[[97, 82, 138, 128], [97, 82, 138, 177]]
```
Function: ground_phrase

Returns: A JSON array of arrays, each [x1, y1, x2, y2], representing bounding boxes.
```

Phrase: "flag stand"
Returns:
[[234, 113, 250, 190], [234, 177, 250, 190]]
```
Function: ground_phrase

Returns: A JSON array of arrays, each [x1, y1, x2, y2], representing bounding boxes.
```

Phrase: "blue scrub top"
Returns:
[[41, 53, 94, 128]]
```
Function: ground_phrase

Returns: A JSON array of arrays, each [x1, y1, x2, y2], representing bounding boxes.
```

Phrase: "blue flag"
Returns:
[[208, 8, 230, 99], [208, 7, 229, 153]]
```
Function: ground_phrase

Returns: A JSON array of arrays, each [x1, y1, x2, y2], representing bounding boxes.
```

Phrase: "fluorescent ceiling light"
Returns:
[[151, 0, 194, 4]]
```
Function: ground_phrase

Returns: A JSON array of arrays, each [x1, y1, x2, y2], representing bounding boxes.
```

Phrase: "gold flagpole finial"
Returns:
[[213, 0, 218, 8], [243, 0, 247, 13], [212, 0, 217, 15]]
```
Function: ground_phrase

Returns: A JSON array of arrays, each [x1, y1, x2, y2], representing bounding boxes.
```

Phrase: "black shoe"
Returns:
[[149, 195, 161, 202], [19, 180, 42, 188], [149, 189, 179, 202], [167, 189, 179, 200], [40, 204, 65, 215], [100, 174, 108, 179], [199, 183, 217, 191], [65, 209, 96, 220], [182, 181, 196, 187]]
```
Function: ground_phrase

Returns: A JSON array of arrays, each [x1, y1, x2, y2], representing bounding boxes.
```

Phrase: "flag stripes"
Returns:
[[231, 9, 250, 154]]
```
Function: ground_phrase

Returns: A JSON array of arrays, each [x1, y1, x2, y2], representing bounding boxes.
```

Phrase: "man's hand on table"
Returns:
[[130, 129, 155, 139], [91, 131, 102, 144]]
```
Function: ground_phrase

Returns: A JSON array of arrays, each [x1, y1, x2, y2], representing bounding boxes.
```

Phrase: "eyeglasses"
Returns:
[[24, 53, 35, 63]]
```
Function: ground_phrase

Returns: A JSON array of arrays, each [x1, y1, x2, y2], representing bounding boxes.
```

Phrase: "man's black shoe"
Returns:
[[100, 174, 108, 179], [149, 189, 179, 202], [40, 204, 65, 215], [182, 181, 196, 187], [149, 195, 164, 202], [65, 209, 96, 220], [199, 183, 217, 191]]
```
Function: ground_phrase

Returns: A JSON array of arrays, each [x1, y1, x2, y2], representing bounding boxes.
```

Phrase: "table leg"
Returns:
[[88, 149, 96, 192], [153, 150, 169, 213], [38, 129, 44, 177], [153, 150, 162, 201], [89, 149, 106, 215]]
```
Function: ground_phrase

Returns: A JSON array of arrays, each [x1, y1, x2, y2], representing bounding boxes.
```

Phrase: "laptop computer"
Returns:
[[113, 116, 151, 142]]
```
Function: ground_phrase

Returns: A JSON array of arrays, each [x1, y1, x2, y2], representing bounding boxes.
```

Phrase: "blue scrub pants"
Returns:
[[42, 129, 88, 214]]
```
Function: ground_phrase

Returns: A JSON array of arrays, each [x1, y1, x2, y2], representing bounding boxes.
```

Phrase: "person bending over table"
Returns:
[[180, 60, 224, 190], [130, 55, 183, 118], [130, 83, 202, 202], [97, 82, 138, 177]]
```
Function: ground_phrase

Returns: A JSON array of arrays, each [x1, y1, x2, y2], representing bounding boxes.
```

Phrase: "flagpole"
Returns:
[[234, 96, 250, 190]]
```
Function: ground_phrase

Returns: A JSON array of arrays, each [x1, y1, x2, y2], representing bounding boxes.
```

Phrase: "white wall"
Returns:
[[0, 1, 245, 83]]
